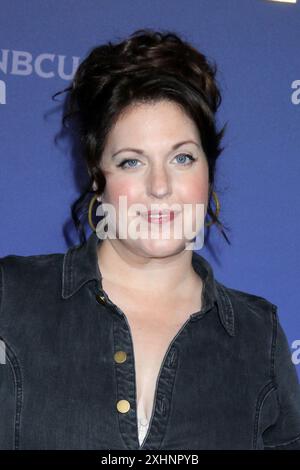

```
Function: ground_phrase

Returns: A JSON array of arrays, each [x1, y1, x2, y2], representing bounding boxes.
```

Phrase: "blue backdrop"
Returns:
[[0, 0, 299, 377]]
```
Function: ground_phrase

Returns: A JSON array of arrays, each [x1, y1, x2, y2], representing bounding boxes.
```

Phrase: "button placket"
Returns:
[[94, 283, 189, 450], [113, 316, 139, 450], [94, 285, 138, 448]]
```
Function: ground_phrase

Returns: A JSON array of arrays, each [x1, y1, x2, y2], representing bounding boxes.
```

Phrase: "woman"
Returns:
[[0, 29, 300, 450]]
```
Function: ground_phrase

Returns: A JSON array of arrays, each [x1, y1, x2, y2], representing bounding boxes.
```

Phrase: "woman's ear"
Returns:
[[92, 180, 102, 202]]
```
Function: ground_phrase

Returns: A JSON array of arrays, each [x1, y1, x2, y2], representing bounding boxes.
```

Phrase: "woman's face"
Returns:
[[97, 99, 209, 258]]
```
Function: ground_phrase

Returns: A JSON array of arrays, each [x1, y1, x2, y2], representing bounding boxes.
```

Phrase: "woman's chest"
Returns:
[[101, 280, 203, 430]]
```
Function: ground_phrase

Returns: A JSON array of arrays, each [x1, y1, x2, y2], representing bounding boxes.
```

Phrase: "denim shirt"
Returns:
[[0, 230, 300, 450]]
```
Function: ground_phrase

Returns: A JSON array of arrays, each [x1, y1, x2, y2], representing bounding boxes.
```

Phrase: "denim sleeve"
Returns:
[[0, 259, 16, 449], [263, 306, 300, 449]]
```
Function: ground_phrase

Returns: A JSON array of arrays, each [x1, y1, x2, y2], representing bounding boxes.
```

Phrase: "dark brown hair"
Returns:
[[53, 28, 230, 245]]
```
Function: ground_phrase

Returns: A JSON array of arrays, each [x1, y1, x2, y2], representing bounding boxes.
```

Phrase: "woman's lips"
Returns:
[[139, 210, 177, 224]]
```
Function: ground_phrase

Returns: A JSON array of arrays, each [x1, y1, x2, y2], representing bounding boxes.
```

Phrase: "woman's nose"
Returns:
[[146, 165, 172, 199]]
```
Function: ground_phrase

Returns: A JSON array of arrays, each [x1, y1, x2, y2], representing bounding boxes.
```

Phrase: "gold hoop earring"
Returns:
[[205, 190, 220, 227], [88, 194, 100, 232]]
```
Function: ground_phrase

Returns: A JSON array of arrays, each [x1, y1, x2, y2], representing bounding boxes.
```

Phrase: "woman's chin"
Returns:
[[131, 237, 189, 257]]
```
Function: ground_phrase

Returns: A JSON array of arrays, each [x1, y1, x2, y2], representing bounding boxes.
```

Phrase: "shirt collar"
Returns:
[[62, 231, 235, 337]]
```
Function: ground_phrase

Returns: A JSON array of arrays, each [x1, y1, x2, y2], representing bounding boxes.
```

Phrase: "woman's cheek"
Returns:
[[180, 176, 209, 203], [104, 178, 141, 209]]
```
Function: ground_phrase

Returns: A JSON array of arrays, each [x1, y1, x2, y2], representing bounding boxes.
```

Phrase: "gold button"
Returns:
[[116, 400, 130, 413], [114, 351, 127, 363], [95, 293, 106, 305]]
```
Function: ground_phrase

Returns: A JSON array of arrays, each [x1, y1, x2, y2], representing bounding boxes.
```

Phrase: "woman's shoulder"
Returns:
[[214, 279, 278, 336], [0, 251, 65, 282], [192, 251, 277, 326], [0, 250, 64, 264], [216, 280, 277, 310], [0, 251, 71, 341], [0, 252, 65, 315]]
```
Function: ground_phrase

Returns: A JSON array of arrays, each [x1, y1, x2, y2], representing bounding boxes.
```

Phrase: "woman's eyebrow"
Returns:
[[111, 140, 201, 159]]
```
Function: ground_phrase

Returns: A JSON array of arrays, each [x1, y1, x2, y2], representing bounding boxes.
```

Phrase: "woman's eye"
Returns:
[[174, 153, 196, 165], [117, 154, 196, 169], [117, 159, 141, 169]]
